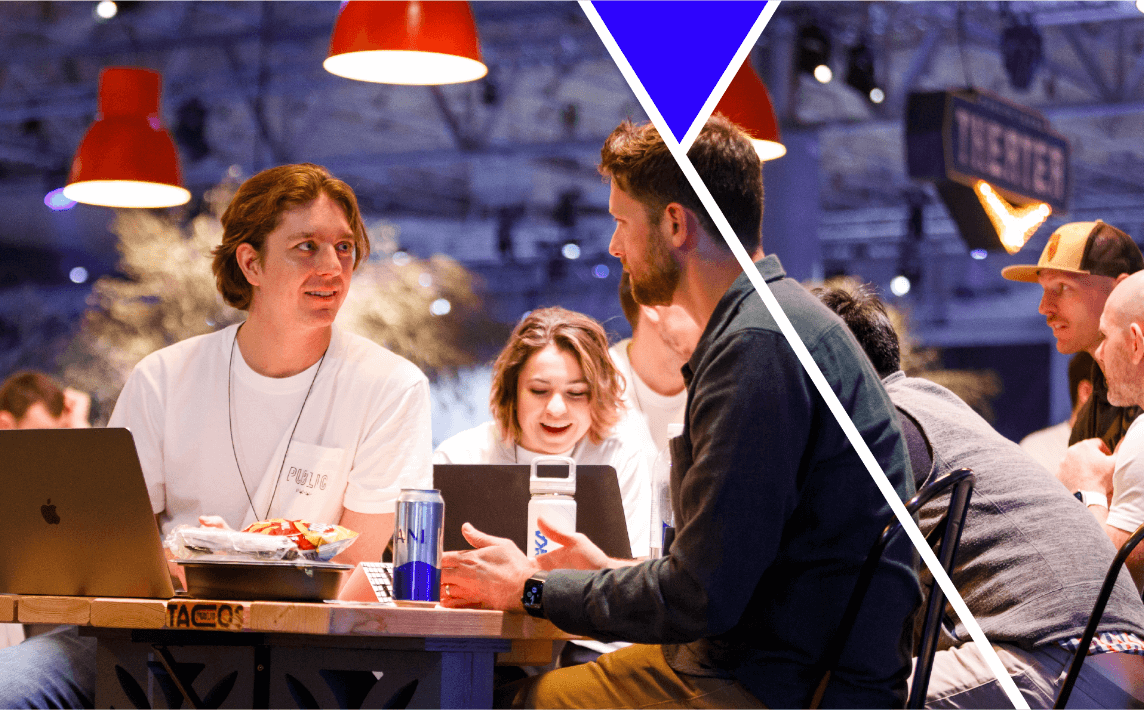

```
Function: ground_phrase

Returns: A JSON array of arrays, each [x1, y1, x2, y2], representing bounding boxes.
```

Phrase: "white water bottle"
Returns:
[[650, 423, 684, 559], [527, 456, 577, 558]]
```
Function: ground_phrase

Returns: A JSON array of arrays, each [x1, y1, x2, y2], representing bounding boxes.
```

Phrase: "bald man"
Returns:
[[1060, 270, 1144, 591]]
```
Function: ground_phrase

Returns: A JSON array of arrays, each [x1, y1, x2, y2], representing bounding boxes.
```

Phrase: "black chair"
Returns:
[[1053, 520, 1144, 708], [808, 468, 975, 709]]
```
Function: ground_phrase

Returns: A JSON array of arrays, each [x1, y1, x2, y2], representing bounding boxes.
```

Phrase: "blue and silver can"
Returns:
[[393, 489, 445, 601]]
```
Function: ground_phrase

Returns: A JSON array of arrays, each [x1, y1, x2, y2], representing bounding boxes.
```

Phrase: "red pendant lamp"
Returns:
[[324, 1, 488, 85], [64, 67, 190, 208], [715, 60, 786, 161]]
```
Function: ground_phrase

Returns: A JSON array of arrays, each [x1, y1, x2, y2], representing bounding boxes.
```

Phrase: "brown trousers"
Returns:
[[495, 644, 767, 709]]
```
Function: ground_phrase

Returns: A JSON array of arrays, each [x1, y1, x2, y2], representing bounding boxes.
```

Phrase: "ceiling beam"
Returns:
[[804, 96, 1144, 134], [1061, 25, 1114, 101], [4, 19, 333, 65], [0, 141, 58, 170], [887, 23, 943, 112], [1126, 45, 1144, 99]]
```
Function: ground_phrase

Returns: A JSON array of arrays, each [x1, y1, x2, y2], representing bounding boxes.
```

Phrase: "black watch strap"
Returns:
[[521, 570, 549, 619]]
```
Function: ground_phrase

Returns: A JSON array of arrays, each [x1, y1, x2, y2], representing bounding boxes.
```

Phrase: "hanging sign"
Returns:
[[907, 90, 1070, 213]]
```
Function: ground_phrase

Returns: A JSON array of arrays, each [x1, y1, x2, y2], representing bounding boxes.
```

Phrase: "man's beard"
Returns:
[[1105, 373, 1138, 409], [630, 231, 681, 307]]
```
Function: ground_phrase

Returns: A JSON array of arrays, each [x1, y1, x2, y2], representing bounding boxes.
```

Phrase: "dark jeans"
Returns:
[[0, 625, 96, 709]]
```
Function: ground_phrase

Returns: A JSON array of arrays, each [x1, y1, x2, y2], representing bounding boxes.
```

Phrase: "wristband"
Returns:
[[1074, 490, 1109, 510]]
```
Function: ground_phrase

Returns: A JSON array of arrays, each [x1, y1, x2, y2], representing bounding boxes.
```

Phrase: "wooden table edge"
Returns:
[[0, 594, 16, 623], [11, 595, 577, 640]]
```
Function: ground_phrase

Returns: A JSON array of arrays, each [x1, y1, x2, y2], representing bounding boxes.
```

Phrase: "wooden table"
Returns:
[[3, 594, 574, 709]]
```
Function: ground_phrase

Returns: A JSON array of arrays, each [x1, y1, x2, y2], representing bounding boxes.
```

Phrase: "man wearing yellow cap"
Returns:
[[1002, 220, 1144, 454]]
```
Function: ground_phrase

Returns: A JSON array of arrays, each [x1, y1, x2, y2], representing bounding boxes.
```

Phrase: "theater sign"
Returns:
[[907, 90, 1070, 253]]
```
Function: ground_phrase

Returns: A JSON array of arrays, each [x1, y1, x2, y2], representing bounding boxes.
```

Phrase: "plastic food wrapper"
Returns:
[[165, 525, 301, 561], [242, 519, 359, 562]]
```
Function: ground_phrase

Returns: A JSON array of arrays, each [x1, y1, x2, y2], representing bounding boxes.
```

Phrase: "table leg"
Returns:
[[428, 639, 511, 709], [253, 644, 270, 708]]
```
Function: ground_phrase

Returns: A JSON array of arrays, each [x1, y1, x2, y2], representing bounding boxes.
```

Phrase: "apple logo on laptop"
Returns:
[[41, 499, 61, 525]]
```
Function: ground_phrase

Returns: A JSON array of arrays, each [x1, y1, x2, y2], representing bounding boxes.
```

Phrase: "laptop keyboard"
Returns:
[[361, 562, 394, 603]]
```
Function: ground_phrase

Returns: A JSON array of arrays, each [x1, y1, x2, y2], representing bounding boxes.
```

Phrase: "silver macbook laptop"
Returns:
[[0, 428, 174, 598], [434, 464, 633, 559]]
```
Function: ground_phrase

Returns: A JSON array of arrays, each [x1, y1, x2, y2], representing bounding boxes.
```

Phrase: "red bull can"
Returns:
[[393, 489, 444, 601]]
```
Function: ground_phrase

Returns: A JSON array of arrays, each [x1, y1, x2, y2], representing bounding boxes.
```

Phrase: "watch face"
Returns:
[[523, 579, 543, 606]]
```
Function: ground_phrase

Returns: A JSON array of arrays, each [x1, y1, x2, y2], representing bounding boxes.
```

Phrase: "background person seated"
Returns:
[[0, 370, 91, 431], [1019, 352, 1094, 476], [1, 164, 434, 709], [434, 305, 650, 559], [110, 163, 432, 562], [1060, 270, 1144, 594], [434, 306, 651, 670], [818, 282, 1144, 709], [0, 370, 95, 699], [1001, 220, 1143, 452], [609, 271, 700, 459], [0, 371, 91, 649]]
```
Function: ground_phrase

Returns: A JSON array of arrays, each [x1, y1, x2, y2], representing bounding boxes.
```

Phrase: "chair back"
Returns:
[[807, 468, 975, 709], [1053, 520, 1144, 709]]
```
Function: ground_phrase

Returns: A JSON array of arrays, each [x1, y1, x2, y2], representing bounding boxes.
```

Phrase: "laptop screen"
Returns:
[[0, 428, 174, 598], [433, 463, 633, 559]]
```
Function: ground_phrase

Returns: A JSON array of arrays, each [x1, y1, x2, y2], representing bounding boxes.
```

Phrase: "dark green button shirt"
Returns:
[[544, 256, 920, 708]]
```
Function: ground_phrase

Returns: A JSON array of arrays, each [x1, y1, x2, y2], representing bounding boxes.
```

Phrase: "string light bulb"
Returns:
[[95, 0, 117, 20]]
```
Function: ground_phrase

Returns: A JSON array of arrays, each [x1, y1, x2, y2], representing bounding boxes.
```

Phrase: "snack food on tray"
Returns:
[[242, 519, 359, 562], [165, 526, 301, 561]]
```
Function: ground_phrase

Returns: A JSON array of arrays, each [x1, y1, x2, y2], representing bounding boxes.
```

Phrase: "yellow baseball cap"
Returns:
[[1001, 220, 1143, 283]]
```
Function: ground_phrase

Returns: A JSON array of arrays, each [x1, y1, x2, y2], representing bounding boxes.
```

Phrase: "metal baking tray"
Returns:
[[176, 559, 353, 601]]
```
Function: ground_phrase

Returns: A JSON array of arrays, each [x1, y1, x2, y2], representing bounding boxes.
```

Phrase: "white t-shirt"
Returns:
[[1108, 415, 1144, 534], [0, 623, 23, 650], [433, 419, 651, 557], [1019, 420, 1071, 476], [609, 339, 687, 455], [109, 323, 433, 535]]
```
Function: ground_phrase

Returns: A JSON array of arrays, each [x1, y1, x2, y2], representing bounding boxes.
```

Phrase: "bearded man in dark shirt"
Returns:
[[440, 115, 920, 709]]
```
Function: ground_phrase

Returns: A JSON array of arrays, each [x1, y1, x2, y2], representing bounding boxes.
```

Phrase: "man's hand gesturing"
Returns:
[[440, 523, 540, 611]]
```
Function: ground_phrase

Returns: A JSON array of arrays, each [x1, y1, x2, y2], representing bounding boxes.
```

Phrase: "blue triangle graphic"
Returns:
[[594, 1, 768, 144]]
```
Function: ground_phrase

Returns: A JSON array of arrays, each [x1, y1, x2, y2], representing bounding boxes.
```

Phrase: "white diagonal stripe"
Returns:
[[580, 2, 1029, 708]]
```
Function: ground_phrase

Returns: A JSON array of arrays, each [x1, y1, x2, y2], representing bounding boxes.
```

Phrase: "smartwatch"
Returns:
[[521, 570, 549, 619], [1074, 490, 1109, 510]]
